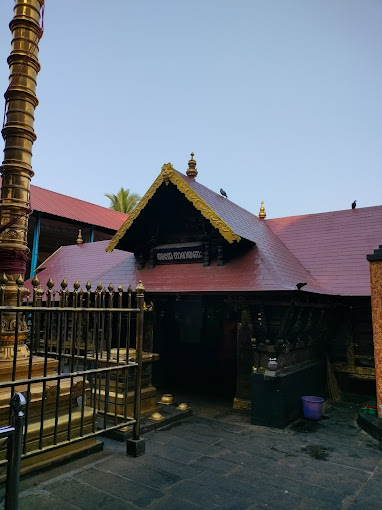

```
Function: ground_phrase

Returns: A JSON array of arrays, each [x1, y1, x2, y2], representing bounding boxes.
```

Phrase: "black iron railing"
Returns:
[[0, 392, 26, 510], [0, 278, 145, 464]]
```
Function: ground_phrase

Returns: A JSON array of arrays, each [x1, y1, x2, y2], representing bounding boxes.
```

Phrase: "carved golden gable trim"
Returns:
[[105, 172, 164, 252], [170, 172, 241, 244], [106, 164, 240, 252]]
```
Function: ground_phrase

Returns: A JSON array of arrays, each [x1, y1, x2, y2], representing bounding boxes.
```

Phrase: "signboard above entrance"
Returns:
[[155, 242, 203, 264]]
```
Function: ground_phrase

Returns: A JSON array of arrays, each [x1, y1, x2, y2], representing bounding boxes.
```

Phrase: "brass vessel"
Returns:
[[159, 394, 174, 405], [176, 402, 190, 411], [149, 412, 165, 422]]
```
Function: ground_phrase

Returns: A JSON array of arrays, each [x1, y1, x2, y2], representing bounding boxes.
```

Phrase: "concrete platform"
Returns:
[[7, 393, 382, 510]]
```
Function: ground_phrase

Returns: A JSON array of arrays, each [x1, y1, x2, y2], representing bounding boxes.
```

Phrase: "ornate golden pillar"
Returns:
[[367, 246, 382, 417], [0, 0, 44, 361]]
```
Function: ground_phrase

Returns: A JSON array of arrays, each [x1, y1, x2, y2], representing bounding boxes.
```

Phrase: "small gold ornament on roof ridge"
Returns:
[[259, 201, 266, 219], [161, 162, 174, 184], [77, 229, 83, 244], [186, 152, 198, 178]]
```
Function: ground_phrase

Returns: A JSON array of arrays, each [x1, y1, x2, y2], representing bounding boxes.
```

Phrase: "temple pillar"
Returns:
[[233, 310, 253, 410], [367, 245, 382, 417]]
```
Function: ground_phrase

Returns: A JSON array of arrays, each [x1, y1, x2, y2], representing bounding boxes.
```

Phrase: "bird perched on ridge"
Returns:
[[220, 188, 228, 198], [352, 200, 356, 209], [296, 282, 307, 290]]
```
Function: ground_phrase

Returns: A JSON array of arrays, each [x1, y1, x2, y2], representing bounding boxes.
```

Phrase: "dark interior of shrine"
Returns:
[[147, 290, 376, 412], [151, 294, 238, 398]]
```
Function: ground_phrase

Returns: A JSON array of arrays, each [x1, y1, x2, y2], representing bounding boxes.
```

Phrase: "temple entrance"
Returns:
[[152, 295, 237, 398]]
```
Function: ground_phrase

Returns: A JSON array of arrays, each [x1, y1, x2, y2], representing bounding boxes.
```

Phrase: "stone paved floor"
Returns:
[[13, 395, 382, 509]]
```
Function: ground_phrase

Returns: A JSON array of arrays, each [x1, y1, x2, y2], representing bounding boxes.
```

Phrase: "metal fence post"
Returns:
[[126, 281, 146, 457], [5, 393, 26, 510]]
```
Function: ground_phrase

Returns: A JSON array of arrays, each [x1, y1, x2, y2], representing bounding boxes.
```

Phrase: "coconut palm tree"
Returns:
[[105, 188, 141, 214]]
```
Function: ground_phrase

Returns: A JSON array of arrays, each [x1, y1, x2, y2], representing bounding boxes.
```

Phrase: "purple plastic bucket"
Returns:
[[301, 396, 324, 420]]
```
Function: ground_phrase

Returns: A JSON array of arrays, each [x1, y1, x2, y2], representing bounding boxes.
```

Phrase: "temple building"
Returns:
[[26, 156, 382, 424]]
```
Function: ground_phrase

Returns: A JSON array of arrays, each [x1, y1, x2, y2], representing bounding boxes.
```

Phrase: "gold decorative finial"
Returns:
[[161, 163, 174, 184], [186, 152, 198, 179], [77, 229, 83, 244], [136, 280, 145, 293], [259, 201, 266, 219]]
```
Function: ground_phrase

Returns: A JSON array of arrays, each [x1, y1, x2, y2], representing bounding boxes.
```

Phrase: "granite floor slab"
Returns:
[[11, 394, 382, 510]]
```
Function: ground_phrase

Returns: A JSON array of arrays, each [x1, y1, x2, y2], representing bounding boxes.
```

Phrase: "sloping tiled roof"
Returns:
[[27, 239, 323, 295], [29, 184, 128, 230], [174, 172, 325, 292], [25, 165, 382, 297], [106, 165, 322, 292], [31, 241, 130, 289], [176, 171, 265, 243], [28, 204, 382, 297], [267, 206, 382, 296], [0, 177, 128, 230]]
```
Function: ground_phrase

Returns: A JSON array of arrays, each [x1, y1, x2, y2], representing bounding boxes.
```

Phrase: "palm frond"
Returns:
[[105, 188, 141, 213]]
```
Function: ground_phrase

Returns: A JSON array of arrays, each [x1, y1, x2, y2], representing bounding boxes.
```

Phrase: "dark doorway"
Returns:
[[153, 295, 237, 398]]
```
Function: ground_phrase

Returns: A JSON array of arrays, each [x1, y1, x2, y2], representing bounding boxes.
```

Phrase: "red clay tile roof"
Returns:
[[24, 171, 382, 297], [29, 184, 128, 230], [31, 241, 130, 289], [175, 172, 323, 293], [0, 178, 127, 231], [176, 171, 263, 243], [267, 206, 382, 296], [106, 169, 322, 293], [28, 237, 323, 295]]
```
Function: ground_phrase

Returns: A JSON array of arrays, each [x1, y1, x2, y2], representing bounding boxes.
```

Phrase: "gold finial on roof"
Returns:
[[186, 152, 198, 178], [259, 201, 266, 219], [77, 229, 83, 244]]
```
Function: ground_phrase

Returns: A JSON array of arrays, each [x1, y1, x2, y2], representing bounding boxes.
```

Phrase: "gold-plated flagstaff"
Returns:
[[0, 0, 44, 361], [0, 2, 156, 470]]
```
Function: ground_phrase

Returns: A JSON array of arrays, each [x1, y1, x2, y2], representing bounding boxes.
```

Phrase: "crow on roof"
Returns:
[[220, 188, 228, 198], [352, 200, 356, 209]]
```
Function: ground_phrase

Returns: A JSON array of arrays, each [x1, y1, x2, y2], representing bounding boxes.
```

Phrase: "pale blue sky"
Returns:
[[1, 0, 381, 218]]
